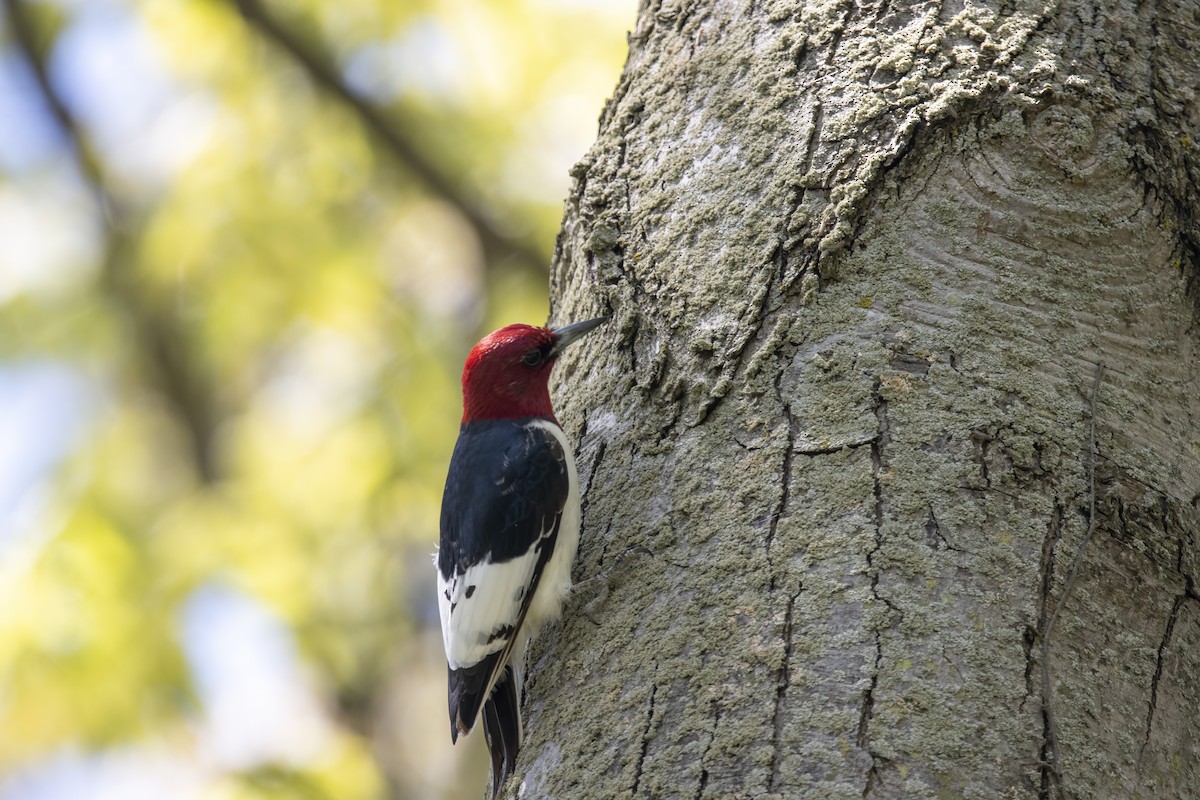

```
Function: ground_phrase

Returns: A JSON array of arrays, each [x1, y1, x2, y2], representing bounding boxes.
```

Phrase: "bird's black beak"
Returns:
[[550, 316, 607, 357]]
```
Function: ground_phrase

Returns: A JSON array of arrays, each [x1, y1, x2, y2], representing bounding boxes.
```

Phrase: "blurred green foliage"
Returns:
[[0, 0, 633, 797]]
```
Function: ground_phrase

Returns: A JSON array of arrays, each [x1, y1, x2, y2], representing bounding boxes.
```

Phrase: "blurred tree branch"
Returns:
[[230, 0, 549, 278], [3, 0, 220, 483]]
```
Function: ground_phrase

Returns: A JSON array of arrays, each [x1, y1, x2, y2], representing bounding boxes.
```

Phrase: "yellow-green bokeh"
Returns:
[[0, 0, 635, 796]]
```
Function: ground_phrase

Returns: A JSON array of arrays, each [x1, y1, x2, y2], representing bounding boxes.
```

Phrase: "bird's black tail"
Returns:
[[482, 664, 522, 800], [448, 650, 504, 742]]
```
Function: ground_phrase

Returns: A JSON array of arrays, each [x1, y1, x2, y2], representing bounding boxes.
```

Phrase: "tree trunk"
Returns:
[[527, 1, 1200, 797]]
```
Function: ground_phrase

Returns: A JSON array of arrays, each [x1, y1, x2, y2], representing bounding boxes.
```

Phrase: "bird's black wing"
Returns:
[[436, 418, 569, 740]]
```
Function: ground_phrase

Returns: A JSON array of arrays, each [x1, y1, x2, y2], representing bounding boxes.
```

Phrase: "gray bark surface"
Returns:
[[526, 1, 1200, 798]]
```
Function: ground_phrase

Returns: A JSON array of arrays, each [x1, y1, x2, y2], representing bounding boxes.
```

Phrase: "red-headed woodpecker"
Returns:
[[437, 317, 605, 800]]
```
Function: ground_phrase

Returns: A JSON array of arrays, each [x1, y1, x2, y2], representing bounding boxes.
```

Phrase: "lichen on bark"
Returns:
[[524, 1, 1200, 798]]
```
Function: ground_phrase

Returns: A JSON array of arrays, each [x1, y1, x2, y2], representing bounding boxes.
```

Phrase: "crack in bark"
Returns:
[[761, 365, 802, 791], [694, 273, 777, 425], [859, 380, 890, 798], [803, 99, 826, 176], [618, 270, 671, 409], [631, 676, 658, 798], [1021, 624, 1037, 714], [766, 371, 797, 561], [655, 392, 685, 444], [824, 0, 858, 67], [769, 587, 802, 792], [579, 439, 608, 531], [857, 632, 884, 798], [695, 237, 792, 425], [627, 313, 642, 384], [1032, 500, 1063, 796], [869, 378, 890, 536], [792, 101, 827, 217], [1138, 578, 1198, 769], [924, 504, 962, 552], [1039, 363, 1105, 800], [1037, 700, 1055, 800], [594, 524, 613, 569], [1023, 501, 1062, 716], [971, 429, 993, 488], [694, 767, 709, 800]]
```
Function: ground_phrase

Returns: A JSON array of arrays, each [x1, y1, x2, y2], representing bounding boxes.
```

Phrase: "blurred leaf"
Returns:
[[0, 0, 635, 796]]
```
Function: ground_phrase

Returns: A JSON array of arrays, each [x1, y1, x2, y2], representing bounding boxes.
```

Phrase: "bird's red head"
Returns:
[[460, 318, 606, 423]]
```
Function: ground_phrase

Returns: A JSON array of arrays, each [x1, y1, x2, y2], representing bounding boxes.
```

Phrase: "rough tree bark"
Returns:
[[526, 1, 1199, 798]]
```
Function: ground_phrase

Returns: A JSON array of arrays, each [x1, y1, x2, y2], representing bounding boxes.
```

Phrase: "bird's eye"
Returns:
[[521, 349, 543, 367]]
